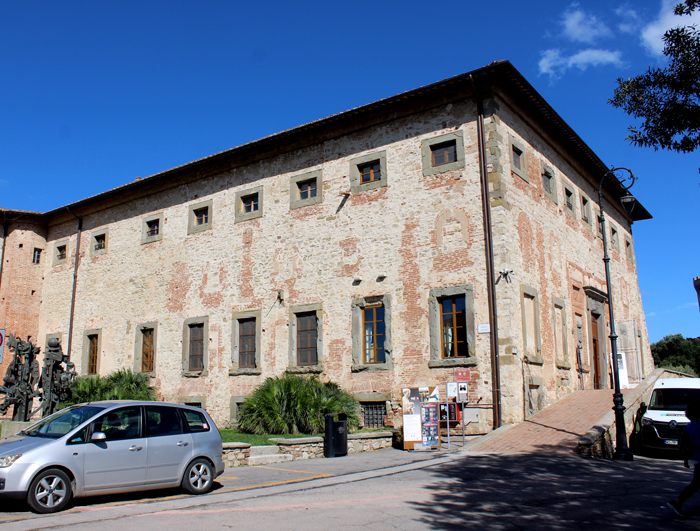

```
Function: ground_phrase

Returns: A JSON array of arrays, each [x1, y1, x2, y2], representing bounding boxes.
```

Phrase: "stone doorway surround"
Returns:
[[584, 286, 609, 390]]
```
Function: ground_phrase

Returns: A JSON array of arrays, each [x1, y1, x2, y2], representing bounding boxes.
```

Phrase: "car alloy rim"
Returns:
[[36, 475, 67, 508], [189, 463, 211, 490]]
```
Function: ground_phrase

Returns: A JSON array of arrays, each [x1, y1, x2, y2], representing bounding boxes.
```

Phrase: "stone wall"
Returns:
[[277, 432, 395, 460], [222, 442, 251, 467]]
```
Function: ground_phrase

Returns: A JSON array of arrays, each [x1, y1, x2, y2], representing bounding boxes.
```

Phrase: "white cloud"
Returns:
[[561, 3, 611, 44], [615, 5, 642, 34], [539, 48, 623, 79], [641, 0, 700, 56]]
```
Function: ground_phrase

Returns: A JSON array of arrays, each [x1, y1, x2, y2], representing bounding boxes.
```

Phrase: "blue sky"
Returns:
[[0, 1, 697, 343]]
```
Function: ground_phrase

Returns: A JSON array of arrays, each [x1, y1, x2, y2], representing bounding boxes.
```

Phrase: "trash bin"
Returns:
[[324, 412, 348, 458]]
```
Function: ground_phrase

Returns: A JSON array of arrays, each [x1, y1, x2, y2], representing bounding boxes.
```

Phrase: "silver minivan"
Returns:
[[0, 401, 224, 513]]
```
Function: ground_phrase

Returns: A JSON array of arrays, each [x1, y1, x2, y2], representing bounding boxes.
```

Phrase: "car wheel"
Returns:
[[182, 458, 214, 495], [26, 468, 72, 514]]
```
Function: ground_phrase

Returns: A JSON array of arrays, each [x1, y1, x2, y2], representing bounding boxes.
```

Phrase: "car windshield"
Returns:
[[649, 388, 700, 412], [21, 405, 105, 439]]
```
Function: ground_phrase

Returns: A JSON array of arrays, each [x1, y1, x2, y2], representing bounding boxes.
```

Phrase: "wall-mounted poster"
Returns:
[[421, 402, 440, 447]]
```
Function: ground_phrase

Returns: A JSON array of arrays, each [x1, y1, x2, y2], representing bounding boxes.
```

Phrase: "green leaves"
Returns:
[[236, 373, 359, 435], [610, 1, 700, 155], [64, 368, 156, 406], [652, 334, 700, 376]]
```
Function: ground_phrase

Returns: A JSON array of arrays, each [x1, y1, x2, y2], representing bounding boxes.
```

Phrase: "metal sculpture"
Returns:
[[0, 335, 76, 421]]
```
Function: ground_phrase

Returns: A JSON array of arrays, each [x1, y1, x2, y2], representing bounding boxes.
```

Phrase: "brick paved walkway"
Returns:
[[468, 389, 631, 455]]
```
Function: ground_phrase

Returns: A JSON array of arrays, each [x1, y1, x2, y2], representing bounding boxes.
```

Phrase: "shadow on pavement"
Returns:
[[411, 452, 699, 530]]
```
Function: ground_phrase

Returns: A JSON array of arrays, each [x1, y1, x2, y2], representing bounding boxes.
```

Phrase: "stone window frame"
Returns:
[[552, 297, 571, 370], [420, 130, 465, 177], [625, 237, 635, 263], [179, 396, 207, 410], [188, 199, 213, 235], [563, 183, 576, 217], [609, 223, 620, 251], [142, 212, 164, 244], [509, 135, 528, 183], [287, 302, 324, 374], [541, 162, 557, 204], [520, 284, 543, 365], [182, 316, 209, 377], [580, 192, 592, 227], [230, 396, 247, 427], [53, 239, 69, 266], [349, 150, 387, 194], [82, 328, 102, 376], [353, 392, 391, 429], [134, 321, 158, 375], [428, 284, 477, 368], [526, 376, 545, 418], [235, 185, 264, 223], [351, 294, 393, 372], [290, 169, 323, 210], [90, 228, 109, 257], [230, 309, 262, 375]]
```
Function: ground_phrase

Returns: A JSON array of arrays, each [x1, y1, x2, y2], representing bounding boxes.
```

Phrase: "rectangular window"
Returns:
[[581, 196, 590, 223], [430, 140, 457, 167], [553, 297, 569, 369], [521, 285, 541, 362], [512, 145, 522, 171], [611, 226, 619, 249], [32, 248, 42, 264], [57, 245, 67, 261], [146, 218, 159, 237], [194, 207, 209, 226], [361, 402, 386, 429], [359, 161, 381, 184], [296, 312, 318, 366], [238, 317, 256, 368], [542, 171, 552, 194], [565, 188, 573, 210], [596, 214, 604, 238], [439, 295, 467, 358], [242, 193, 259, 213], [363, 303, 386, 364], [88, 334, 99, 375], [626, 238, 634, 262], [189, 323, 204, 371], [141, 328, 154, 373], [298, 179, 317, 200], [94, 234, 106, 251]]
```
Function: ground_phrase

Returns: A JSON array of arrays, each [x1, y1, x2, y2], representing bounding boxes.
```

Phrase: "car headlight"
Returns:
[[0, 454, 22, 468], [641, 417, 653, 426]]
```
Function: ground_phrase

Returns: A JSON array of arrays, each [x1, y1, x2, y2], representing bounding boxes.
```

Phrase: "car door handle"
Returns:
[[177, 441, 189, 446], [129, 445, 143, 451]]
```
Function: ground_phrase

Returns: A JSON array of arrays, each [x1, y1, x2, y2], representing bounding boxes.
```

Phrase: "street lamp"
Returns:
[[598, 166, 636, 461]]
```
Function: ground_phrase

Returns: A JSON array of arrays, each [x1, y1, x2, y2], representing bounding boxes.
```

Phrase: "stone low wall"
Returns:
[[277, 431, 395, 460], [578, 369, 691, 458], [222, 442, 251, 467]]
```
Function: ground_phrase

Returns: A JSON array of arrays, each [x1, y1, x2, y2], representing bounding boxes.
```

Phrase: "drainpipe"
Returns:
[[0, 217, 7, 290], [470, 75, 502, 429], [66, 207, 82, 360]]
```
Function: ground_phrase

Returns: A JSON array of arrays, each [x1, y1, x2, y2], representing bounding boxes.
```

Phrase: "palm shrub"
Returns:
[[64, 368, 156, 406], [237, 373, 359, 435]]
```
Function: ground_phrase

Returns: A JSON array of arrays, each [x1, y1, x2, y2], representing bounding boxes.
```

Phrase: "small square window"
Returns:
[[290, 170, 323, 210], [361, 402, 386, 429], [540, 163, 557, 204], [90, 230, 109, 257], [359, 161, 381, 184], [58, 246, 66, 260], [94, 234, 106, 251], [142, 213, 164, 244], [349, 151, 387, 193], [509, 136, 528, 182], [146, 219, 159, 237], [188, 200, 213, 234], [32, 248, 42, 264], [431, 141, 457, 167], [581, 196, 591, 224], [53, 242, 68, 266], [242, 193, 259, 214], [235, 186, 264, 223]]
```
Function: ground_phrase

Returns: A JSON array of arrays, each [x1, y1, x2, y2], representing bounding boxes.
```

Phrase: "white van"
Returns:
[[638, 378, 700, 451]]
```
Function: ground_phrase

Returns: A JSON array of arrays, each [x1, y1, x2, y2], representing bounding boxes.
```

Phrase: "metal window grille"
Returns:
[[57, 246, 66, 261], [565, 189, 573, 209], [146, 220, 159, 236], [362, 402, 385, 429], [94, 235, 106, 251]]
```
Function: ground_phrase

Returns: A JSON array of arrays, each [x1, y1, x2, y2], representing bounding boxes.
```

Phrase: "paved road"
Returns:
[[1, 448, 698, 530]]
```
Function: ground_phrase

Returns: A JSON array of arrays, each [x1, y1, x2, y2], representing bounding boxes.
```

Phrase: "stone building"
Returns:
[[0, 61, 653, 430]]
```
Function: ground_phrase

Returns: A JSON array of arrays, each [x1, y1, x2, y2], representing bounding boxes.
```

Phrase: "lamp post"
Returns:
[[598, 166, 636, 461]]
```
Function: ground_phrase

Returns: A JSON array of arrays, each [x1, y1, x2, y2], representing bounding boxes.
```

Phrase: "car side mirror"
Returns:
[[639, 402, 647, 415], [91, 432, 107, 442]]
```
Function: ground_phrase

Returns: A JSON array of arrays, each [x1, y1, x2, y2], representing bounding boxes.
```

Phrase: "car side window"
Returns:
[[67, 426, 88, 445], [92, 407, 142, 441], [146, 405, 184, 437], [182, 409, 210, 433]]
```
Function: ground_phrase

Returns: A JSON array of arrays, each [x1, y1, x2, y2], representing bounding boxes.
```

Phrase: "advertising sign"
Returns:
[[420, 402, 439, 447], [457, 382, 469, 402], [454, 368, 471, 382]]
